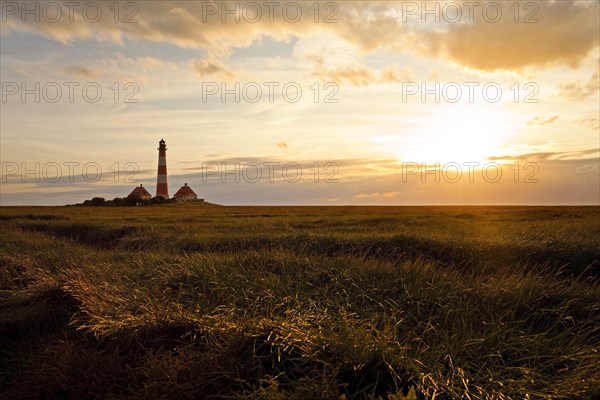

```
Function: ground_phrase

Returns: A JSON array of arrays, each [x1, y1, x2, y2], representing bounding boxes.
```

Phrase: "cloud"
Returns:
[[578, 116, 600, 131], [174, 155, 599, 205], [276, 142, 289, 149], [7, 54, 177, 84], [2, 1, 597, 74], [423, 1, 599, 71], [312, 61, 413, 87], [380, 65, 412, 83], [63, 65, 103, 79], [527, 116, 559, 126], [2, 1, 326, 54], [178, 156, 403, 179], [354, 191, 399, 200], [3, 153, 598, 205], [191, 58, 235, 79], [488, 148, 599, 162], [313, 63, 376, 86], [559, 73, 599, 101]]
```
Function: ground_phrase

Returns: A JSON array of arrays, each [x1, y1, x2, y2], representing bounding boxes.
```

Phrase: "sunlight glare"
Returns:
[[409, 104, 513, 163]]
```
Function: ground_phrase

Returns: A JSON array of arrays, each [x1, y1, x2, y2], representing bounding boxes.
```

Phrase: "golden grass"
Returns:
[[1, 205, 599, 399]]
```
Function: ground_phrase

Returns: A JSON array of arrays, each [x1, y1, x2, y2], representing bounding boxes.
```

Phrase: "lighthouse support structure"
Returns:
[[156, 139, 169, 199]]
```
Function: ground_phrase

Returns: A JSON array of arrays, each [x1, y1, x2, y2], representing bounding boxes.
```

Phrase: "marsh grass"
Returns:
[[0, 205, 599, 399]]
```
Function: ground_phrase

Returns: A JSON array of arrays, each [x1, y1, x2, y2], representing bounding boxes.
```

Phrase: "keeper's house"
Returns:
[[173, 183, 198, 202], [128, 184, 152, 200]]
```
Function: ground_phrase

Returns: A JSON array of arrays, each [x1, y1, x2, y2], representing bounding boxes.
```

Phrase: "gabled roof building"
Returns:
[[128, 184, 152, 200], [173, 183, 197, 202]]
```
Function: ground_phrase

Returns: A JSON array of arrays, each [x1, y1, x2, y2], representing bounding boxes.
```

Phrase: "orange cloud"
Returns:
[[2, 1, 597, 74], [313, 63, 376, 87], [488, 148, 599, 162], [354, 191, 399, 200], [559, 73, 599, 101], [380, 65, 412, 83], [63, 65, 103, 79], [424, 1, 599, 71], [578, 116, 600, 131], [312, 61, 413, 87], [527, 116, 559, 126], [192, 59, 235, 80]]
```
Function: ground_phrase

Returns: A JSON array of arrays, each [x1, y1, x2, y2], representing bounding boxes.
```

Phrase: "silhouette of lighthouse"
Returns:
[[156, 139, 169, 199]]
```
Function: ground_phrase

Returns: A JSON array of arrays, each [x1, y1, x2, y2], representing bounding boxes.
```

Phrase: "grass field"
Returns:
[[1, 205, 599, 399]]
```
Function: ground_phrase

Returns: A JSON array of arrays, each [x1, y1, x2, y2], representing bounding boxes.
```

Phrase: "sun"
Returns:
[[408, 104, 514, 163]]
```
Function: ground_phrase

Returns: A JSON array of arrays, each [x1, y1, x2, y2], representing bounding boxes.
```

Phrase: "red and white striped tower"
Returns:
[[156, 139, 169, 198]]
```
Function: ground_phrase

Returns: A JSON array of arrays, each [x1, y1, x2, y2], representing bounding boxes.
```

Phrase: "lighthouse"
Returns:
[[156, 139, 169, 199]]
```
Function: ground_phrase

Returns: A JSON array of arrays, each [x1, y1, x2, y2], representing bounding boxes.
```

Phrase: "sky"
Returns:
[[0, 0, 599, 205]]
